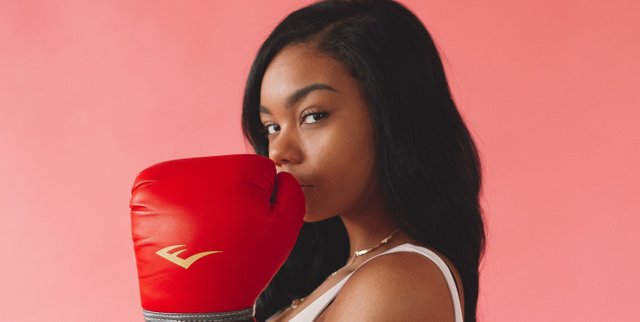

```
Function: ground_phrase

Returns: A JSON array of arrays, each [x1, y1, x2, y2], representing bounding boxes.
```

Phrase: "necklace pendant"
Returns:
[[354, 248, 369, 257], [290, 297, 304, 310]]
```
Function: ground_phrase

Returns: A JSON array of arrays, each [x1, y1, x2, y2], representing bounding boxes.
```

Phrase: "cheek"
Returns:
[[302, 123, 376, 219]]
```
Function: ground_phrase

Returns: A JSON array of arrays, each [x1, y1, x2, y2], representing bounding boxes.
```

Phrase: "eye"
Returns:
[[263, 123, 280, 135], [301, 110, 328, 124]]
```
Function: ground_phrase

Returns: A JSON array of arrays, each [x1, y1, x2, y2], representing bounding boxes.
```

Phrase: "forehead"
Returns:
[[260, 44, 352, 105]]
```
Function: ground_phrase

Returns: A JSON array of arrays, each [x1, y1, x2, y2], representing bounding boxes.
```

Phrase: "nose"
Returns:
[[268, 129, 303, 169]]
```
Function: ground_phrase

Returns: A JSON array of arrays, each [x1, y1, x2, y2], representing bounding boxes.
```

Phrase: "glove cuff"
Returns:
[[142, 306, 255, 322]]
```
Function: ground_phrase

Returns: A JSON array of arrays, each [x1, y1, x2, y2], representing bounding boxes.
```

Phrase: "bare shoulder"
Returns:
[[318, 251, 462, 322]]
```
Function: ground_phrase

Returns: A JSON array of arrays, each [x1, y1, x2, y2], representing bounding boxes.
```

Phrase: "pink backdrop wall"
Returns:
[[1, 1, 638, 321]]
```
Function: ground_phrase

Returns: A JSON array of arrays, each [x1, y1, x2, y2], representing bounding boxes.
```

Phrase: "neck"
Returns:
[[338, 187, 399, 260]]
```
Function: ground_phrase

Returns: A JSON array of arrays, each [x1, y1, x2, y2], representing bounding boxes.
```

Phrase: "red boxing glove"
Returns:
[[130, 154, 305, 321]]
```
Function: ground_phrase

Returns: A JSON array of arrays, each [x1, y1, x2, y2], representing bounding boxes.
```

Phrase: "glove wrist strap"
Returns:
[[142, 306, 255, 322]]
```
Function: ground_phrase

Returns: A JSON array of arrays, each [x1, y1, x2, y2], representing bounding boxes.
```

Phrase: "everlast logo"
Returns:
[[156, 245, 221, 269]]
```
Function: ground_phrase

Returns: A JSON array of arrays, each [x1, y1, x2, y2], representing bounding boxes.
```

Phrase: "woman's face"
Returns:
[[259, 44, 379, 222]]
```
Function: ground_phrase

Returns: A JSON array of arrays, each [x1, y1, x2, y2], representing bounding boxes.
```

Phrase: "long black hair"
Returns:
[[241, 0, 486, 320]]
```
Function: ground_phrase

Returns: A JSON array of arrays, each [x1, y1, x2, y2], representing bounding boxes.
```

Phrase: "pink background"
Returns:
[[1, 1, 638, 321]]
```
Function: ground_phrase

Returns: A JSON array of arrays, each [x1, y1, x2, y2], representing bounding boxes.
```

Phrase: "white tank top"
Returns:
[[267, 243, 464, 322]]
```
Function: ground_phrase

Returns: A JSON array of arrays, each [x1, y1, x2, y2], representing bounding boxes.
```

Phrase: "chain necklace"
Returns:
[[286, 229, 400, 311], [348, 228, 399, 265]]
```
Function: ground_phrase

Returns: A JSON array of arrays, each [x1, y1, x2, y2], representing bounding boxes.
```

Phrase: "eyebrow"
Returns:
[[259, 83, 338, 114]]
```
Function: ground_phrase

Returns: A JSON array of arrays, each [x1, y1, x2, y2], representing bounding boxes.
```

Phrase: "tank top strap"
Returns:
[[287, 243, 464, 322]]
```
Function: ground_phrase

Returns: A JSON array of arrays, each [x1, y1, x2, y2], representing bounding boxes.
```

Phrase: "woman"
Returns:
[[241, 0, 486, 321]]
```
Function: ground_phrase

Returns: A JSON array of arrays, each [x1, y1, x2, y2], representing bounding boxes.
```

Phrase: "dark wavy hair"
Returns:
[[241, 0, 486, 320]]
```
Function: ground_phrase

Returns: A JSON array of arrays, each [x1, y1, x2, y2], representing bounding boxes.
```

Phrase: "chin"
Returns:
[[302, 212, 339, 223]]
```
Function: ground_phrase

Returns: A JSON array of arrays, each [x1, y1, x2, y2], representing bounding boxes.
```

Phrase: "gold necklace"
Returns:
[[348, 228, 400, 265], [286, 229, 400, 312]]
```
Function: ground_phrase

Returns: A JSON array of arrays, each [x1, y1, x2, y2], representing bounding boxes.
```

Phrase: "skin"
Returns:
[[259, 43, 464, 321]]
